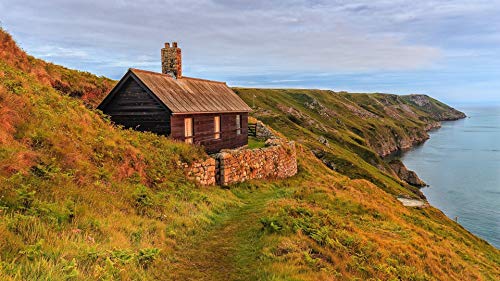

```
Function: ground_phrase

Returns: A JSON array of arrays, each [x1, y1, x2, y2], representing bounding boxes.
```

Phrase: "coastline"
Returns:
[[395, 107, 500, 248], [381, 116, 466, 189]]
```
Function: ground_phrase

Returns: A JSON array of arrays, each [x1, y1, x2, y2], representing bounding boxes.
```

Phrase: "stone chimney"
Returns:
[[161, 42, 182, 78]]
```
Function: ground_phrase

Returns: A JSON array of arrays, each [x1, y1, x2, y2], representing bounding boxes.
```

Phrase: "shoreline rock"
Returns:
[[388, 159, 427, 187]]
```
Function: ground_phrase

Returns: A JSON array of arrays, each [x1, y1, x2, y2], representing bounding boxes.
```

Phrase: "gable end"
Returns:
[[97, 71, 172, 135]]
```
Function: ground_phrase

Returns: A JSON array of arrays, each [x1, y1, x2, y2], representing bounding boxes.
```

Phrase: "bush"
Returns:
[[132, 185, 154, 215], [137, 248, 160, 268], [15, 186, 36, 212], [260, 217, 284, 233], [19, 240, 44, 261]]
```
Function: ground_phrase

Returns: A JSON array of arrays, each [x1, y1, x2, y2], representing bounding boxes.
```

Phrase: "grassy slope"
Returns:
[[0, 29, 498, 280], [234, 88, 464, 198], [0, 29, 114, 106], [0, 29, 241, 280]]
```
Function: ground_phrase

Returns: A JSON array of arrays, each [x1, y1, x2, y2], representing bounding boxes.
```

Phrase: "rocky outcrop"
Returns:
[[389, 160, 427, 187], [369, 125, 439, 157], [402, 94, 466, 121], [317, 136, 330, 147], [366, 95, 465, 157], [304, 97, 338, 118]]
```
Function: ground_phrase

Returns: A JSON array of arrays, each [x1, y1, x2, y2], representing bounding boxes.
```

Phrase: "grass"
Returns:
[[169, 183, 284, 280], [248, 136, 267, 149], [0, 28, 241, 280], [0, 28, 498, 280]]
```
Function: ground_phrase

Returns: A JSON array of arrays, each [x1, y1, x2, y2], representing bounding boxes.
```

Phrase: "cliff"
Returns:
[[235, 88, 466, 195], [389, 159, 427, 187], [402, 94, 466, 121], [1, 29, 498, 281]]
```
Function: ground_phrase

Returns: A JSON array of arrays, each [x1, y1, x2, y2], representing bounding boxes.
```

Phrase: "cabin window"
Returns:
[[236, 115, 241, 135], [214, 116, 221, 139], [184, 117, 193, 143]]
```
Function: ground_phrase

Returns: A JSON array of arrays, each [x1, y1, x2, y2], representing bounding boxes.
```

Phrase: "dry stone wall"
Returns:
[[181, 157, 216, 186], [183, 139, 297, 186], [255, 121, 276, 140], [217, 139, 297, 185]]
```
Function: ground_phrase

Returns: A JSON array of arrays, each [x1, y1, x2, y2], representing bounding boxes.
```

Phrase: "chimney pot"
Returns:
[[161, 41, 182, 78]]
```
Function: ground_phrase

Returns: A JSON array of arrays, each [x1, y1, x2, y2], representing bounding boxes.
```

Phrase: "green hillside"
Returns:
[[235, 88, 465, 197], [0, 28, 498, 280]]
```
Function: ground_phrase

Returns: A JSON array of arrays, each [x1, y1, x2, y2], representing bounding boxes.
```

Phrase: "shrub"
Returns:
[[260, 217, 284, 233], [137, 248, 160, 268], [132, 185, 154, 215], [61, 258, 79, 280], [15, 186, 36, 212], [19, 239, 44, 261]]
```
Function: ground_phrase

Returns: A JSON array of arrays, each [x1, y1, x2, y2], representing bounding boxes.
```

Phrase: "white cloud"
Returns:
[[2, 0, 500, 102], [1, 0, 453, 76], [32, 46, 89, 59]]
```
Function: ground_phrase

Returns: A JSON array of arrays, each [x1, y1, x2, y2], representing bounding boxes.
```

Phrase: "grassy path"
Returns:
[[170, 187, 280, 281]]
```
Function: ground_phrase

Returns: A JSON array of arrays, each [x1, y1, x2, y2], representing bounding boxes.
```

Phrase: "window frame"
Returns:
[[214, 115, 221, 139], [236, 114, 241, 135], [184, 117, 194, 143]]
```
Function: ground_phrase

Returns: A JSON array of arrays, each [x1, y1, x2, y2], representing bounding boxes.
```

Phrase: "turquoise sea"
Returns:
[[400, 105, 500, 248]]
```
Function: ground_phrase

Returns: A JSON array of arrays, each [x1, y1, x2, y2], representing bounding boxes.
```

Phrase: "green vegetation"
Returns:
[[0, 29, 240, 280], [233, 88, 462, 198], [0, 28, 498, 280], [247, 136, 267, 149]]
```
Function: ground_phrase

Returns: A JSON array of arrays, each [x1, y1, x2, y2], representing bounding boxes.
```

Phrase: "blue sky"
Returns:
[[1, 0, 500, 104]]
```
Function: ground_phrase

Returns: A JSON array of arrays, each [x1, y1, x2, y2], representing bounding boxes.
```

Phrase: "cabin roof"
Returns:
[[100, 68, 252, 114]]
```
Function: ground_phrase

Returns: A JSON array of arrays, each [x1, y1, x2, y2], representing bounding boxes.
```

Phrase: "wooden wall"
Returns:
[[171, 112, 248, 153], [101, 78, 171, 135]]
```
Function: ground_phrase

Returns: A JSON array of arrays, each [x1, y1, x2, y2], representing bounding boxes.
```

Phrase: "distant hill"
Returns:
[[0, 28, 498, 280]]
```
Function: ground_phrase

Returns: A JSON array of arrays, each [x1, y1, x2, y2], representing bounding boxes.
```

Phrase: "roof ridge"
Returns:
[[129, 68, 173, 78], [130, 68, 226, 85], [180, 76, 226, 85]]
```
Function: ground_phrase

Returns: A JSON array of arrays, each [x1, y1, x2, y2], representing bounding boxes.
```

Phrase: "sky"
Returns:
[[1, 0, 500, 105]]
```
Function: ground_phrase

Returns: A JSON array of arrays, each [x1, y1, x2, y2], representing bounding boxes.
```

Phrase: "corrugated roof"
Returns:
[[129, 68, 252, 114]]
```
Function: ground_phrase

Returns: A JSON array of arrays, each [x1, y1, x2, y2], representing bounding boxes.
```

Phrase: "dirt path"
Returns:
[[170, 189, 277, 281]]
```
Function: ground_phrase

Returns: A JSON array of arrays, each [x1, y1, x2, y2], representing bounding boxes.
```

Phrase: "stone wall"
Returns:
[[217, 139, 297, 185], [255, 121, 276, 140], [182, 157, 216, 186], [183, 139, 297, 186]]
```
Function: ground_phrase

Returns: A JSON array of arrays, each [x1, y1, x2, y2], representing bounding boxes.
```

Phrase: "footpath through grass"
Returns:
[[169, 184, 286, 281]]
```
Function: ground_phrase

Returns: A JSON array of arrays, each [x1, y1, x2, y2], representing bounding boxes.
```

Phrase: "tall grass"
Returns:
[[0, 36, 240, 280]]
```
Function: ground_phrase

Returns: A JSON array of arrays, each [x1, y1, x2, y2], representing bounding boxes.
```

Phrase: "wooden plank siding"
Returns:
[[97, 68, 252, 153], [171, 113, 248, 153], [100, 78, 171, 135]]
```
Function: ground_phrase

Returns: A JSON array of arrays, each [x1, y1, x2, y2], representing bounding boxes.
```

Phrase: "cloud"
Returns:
[[33, 45, 89, 59], [1, 0, 446, 75], [1, 0, 500, 102]]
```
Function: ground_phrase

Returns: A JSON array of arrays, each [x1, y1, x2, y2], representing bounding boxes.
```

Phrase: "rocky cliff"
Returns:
[[402, 94, 466, 121], [235, 88, 466, 196], [389, 159, 427, 187]]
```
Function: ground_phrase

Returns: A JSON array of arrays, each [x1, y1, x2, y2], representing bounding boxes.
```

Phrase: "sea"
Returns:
[[400, 105, 500, 248]]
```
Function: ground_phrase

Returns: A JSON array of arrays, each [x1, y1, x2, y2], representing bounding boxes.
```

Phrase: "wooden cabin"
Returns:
[[97, 42, 252, 153]]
